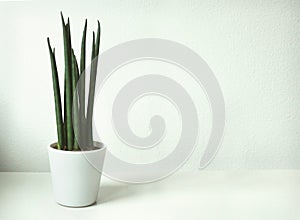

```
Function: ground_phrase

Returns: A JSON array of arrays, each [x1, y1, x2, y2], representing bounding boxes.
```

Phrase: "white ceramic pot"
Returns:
[[48, 143, 106, 207]]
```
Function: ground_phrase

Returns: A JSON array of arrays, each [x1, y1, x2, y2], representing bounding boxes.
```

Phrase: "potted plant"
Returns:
[[47, 12, 106, 207]]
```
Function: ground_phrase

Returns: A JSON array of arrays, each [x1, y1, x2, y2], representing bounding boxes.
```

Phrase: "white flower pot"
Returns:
[[48, 143, 106, 207]]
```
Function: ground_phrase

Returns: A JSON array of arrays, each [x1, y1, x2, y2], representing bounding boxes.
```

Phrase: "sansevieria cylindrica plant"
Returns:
[[47, 12, 101, 151]]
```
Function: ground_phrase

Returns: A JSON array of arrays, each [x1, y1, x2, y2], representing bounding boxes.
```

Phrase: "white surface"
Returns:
[[0, 0, 300, 171], [0, 170, 300, 220]]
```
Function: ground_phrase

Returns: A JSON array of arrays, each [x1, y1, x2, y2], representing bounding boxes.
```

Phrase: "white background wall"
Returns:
[[0, 0, 300, 171]]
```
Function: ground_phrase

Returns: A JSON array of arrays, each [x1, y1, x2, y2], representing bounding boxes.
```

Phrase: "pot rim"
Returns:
[[48, 142, 106, 155]]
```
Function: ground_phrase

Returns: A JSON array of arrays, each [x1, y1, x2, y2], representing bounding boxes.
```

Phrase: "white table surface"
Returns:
[[0, 170, 299, 220]]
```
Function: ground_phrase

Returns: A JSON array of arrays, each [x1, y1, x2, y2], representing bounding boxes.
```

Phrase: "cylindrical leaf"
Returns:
[[61, 13, 74, 150], [86, 32, 96, 146], [72, 50, 80, 150], [47, 38, 64, 149]]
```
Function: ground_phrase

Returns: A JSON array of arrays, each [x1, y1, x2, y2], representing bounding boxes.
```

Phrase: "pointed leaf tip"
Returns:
[[84, 19, 87, 28], [47, 38, 52, 51], [60, 12, 65, 25]]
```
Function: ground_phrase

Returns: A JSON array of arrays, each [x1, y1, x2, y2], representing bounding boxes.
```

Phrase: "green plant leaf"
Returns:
[[61, 12, 74, 150], [47, 38, 64, 149]]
